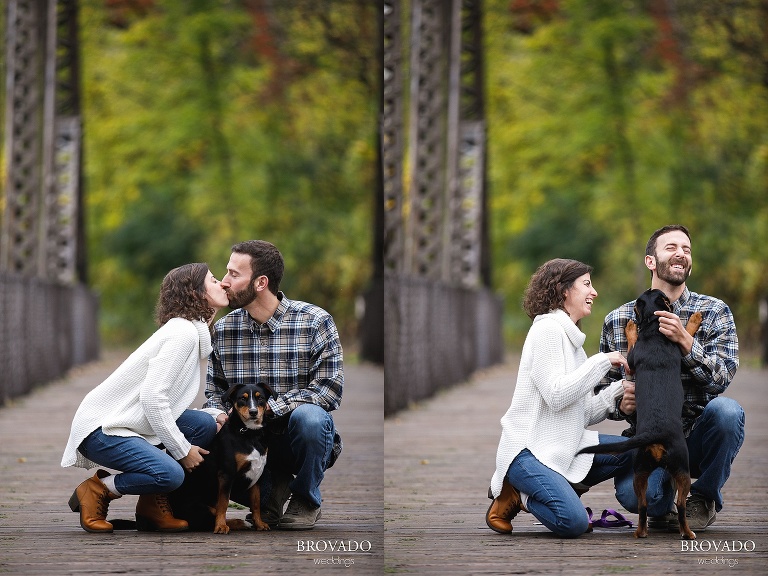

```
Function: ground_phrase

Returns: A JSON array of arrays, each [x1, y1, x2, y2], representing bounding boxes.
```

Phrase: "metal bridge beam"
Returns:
[[1, 0, 84, 284], [383, 0, 488, 287]]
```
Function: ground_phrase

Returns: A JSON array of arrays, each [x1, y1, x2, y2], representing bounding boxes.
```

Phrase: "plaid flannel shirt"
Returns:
[[596, 287, 739, 438], [204, 292, 343, 463]]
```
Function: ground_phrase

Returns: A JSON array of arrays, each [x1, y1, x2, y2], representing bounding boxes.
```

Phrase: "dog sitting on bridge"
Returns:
[[578, 288, 702, 540], [168, 382, 274, 533]]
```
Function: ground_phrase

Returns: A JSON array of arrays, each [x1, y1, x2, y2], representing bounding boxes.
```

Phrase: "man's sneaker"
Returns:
[[648, 511, 679, 532], [685, 494, 716, 530], [278, 496, 321, 530], [265, 472, 293, 527]]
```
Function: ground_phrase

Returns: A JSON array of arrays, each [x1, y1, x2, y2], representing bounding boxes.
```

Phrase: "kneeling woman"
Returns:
[[62, 263, 229, 533], [487, 259, 633, 538]]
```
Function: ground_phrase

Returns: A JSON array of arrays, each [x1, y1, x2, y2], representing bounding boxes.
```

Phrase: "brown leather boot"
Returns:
[[135, 493, 189, 532], [486, 479, 524, 534], [68, 469, 121, 533]]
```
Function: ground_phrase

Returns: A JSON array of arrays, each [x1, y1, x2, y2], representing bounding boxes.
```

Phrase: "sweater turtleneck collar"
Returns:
[[192, 319, 213, 358], [534, 308, 586, 348]]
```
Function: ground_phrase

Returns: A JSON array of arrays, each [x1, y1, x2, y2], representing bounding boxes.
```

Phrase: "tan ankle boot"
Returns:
[[486, 479, 524, 534], [136, 493, 188, 532], [68, 469, 121, 533]]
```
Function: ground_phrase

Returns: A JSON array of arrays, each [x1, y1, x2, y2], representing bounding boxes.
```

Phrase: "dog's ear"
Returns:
[[654, 291, 672, 312], [259, 382, 277, 400], [222, 383, 244, 405], [633, 297, 645, 321]]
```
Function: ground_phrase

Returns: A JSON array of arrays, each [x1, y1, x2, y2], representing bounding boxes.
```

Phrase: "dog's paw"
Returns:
[[213, 523, 231, 534], [686, 312, 703, 336], [625, 319, 638, 351]]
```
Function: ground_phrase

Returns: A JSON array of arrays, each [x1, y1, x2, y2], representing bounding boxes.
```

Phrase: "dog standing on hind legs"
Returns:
[[578, 288, 702, 540]]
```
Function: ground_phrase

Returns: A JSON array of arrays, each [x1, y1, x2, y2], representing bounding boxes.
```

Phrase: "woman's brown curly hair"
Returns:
[[522, 258, 593, 320], [154, 263, 215, 326]]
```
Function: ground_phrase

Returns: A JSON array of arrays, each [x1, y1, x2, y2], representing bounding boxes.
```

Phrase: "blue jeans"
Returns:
[[615, 397, 745, 515], [78, 409, 217, 495], [265, 404, 336, 508], [506, 434, 632, 538]]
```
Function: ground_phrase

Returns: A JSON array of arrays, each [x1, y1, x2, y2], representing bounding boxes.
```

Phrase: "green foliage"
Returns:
[[485, 0, 768, 353], [79, 0, 377, 345]]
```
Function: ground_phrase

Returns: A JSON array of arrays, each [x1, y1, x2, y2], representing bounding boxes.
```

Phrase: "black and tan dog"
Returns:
[[168, 382, 274, 533], [578, 288, 702, 540]]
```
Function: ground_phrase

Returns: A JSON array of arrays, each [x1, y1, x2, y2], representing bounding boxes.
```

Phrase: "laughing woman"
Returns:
[[62, 263, 229, 533], [486, 259, 634, 538]]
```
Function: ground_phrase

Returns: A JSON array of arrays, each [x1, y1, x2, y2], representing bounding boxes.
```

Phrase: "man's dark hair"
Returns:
[[645, 225, 691, 280], [645, 225, 691, 258], [231, 240, 284, 296]]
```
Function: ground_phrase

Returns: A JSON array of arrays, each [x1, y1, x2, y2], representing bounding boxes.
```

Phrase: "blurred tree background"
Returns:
[[484, 0, 768, 359], [79, 0, 378, 347]]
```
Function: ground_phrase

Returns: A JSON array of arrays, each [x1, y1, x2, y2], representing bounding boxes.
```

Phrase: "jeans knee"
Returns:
[[704, 398, 745, 434], [555, 513, 590, 539], [157, 463, 185, 492], [288, 404, 333, 437]]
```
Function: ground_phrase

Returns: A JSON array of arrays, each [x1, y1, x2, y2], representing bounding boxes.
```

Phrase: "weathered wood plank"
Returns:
[[0, 352, 384, 575], [385, 357, 768, 574]]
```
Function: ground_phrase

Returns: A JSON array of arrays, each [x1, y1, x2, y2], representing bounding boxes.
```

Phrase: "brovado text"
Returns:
[[681, 540, 756, 553], [297, 540, 373, 553]]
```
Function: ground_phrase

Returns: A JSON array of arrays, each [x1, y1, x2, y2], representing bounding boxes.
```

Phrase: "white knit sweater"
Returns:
[[62, 318, 213, 470], [490, 310, 624, 497]]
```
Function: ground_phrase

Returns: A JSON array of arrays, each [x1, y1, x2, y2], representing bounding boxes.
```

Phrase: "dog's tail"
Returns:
[[576, 432, 663, 455], [108, 518, 138, 530]]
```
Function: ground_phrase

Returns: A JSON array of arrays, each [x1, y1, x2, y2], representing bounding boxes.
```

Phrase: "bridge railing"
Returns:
[[384, 272, 504, 415], [0, 272, 99, 403]]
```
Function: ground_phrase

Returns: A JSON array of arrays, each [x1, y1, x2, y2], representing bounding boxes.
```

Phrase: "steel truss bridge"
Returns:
[[382, 0, 503, 414], [0, 0, 98, 402]]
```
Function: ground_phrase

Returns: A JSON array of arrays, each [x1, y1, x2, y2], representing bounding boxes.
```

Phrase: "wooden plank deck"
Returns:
[[385, 356, 768, 575], [0, 351, 384, 575]]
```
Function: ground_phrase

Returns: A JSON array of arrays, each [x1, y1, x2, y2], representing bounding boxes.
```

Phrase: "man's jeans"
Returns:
[[506, 434, 633, 538], [614, 397, 745, 515], [78, 409, 217, 495]]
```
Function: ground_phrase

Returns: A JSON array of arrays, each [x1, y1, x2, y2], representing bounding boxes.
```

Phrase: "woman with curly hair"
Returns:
[[486, 258, 635, 538], [62, 263, 229, 533]]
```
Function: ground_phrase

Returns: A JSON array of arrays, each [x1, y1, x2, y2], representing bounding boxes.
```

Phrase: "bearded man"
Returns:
[[202, 240, 343, 530], [596, 225, 742, 533]]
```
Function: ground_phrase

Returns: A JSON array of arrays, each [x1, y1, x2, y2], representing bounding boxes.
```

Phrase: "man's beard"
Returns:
[[227, 283, 257, 309], [655, 256, 691, 286]]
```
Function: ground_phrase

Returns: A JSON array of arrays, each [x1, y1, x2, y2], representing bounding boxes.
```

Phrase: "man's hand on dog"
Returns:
[[180, 445, 210, 472], [654, 310, 695, 355], [619, 380, 636, 415]]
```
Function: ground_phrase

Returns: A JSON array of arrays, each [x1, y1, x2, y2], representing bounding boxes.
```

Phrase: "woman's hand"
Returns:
[[179, 445, 209, 472], [215, 412, 228, 433], [606, 351, 630, 373]]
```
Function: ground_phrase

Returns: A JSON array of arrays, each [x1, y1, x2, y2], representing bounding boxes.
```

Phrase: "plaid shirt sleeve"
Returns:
[[680, 294, 739, 396], [269, 313, 344, 417]]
